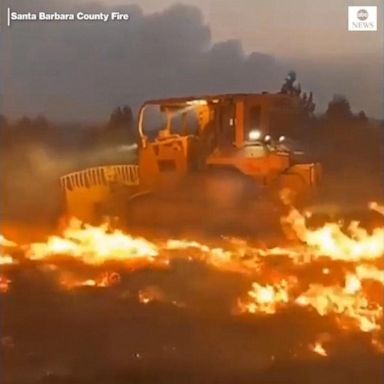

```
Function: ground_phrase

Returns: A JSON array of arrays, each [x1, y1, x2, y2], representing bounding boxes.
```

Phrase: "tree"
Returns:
[[109, 107, 123, 128], [108, 105, 133, 130], [121, 106, 133, 127], [326, 95, 352, 120], [0, 114, 7, 128], [103, 105, 136, 145], [357, 110, 368, 121]]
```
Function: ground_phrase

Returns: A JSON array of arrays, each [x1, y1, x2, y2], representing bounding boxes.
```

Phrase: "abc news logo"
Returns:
[[348, 6, 377, 31]]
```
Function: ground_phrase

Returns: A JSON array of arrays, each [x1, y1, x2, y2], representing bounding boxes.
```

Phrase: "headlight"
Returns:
[[248, 129, 261, 141], [278, 135, 286, 143], [264, 135, 271, 142]]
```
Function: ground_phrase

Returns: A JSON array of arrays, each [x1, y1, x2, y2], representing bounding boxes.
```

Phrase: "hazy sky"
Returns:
[[1, 0, 383, 120], [92, 0, 383, 58]]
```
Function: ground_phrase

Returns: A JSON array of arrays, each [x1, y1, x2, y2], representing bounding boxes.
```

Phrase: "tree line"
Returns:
[[0, 96, 382, 174]]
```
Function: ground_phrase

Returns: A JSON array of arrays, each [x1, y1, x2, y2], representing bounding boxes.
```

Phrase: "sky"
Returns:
[[0, 0, 383, 120], [94, 0, 383, 58]]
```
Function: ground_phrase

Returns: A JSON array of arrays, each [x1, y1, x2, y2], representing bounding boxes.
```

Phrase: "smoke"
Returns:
[[0, 0, 287, 121], [0, 132, 138, 227], [1, 1, 382, 120]]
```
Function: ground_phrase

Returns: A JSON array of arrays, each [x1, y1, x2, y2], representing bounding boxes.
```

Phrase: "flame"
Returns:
[[0, 235, 17, 248], [310, 341, 328, 357], [237, 207, 383, 342], [0, 234, 16, 265], [61, 272, 121, 289], [138, 286, 164, 304], [166, 239, 233, 268], [27, 218, 158, 265], [356, 264, 384, 283], [0, 275, 11, 293], [238, 280, 290, 315], [369, 201, 384, 216], [283, 208, 384, 261], [0, 255, 15, 265], [296, 273, 382, 333], [240, 267, 382, 336], [1, 203, 383, 355]]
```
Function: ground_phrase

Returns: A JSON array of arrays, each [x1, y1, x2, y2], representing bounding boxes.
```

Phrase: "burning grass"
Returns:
[[1, 204, 383, 382]]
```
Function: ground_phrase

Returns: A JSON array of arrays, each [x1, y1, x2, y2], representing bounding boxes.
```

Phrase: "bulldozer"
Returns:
[[60, 83, 321, 234]]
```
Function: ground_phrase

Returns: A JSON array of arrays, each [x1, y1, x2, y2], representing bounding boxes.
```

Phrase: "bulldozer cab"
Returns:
[[138, 93, 305, 145], [136, 93, 314, 188]]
